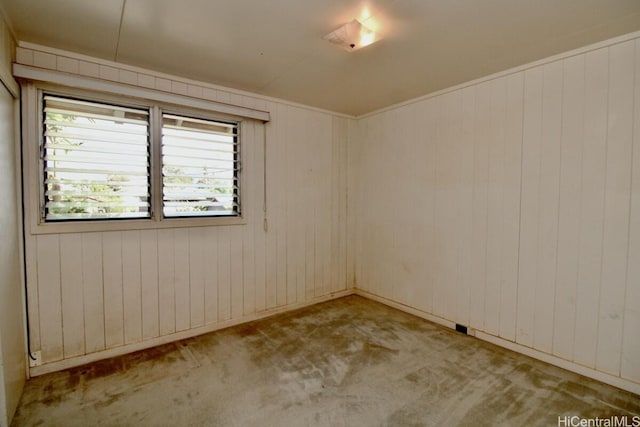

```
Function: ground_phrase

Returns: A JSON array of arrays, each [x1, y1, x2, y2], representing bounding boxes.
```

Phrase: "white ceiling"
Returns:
[[1, 0, 640, 116]]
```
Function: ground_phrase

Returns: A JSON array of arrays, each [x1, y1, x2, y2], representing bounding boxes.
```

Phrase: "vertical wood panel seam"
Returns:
[[514, 73, 526, 342], [481, 95, 490, 331], [281, 107, 287, 305], [189, 231, 193, 328], [138, 232, 143, 342], [569, 57, 587, 363], [619, 43, 638, 374], [595, 47, 612, 368], [173, 231, 177, 331], [155, 231, 161, 335], [345, 120, 351, 288], [80, 237, 87, 355], [217, 231, 222, 321], [119, 234, 125, 344], [331, 117, 336, 292], [499, 82, 507, 335], [470, 92, 478, 327], [100, 234, 107, 348], [313, 205, 317, 297], [468, 91, 477, 327], [242, 232, 246, 316], [284, 112, 290, 303], [550, 62, 566, 356], [532, 71, 545, 348], [51, 236, 65, 358], [99, 234, 106, 350], [187, 230, 192, 329], [57, 236, 64, 357], [59, 236, 65, 358]]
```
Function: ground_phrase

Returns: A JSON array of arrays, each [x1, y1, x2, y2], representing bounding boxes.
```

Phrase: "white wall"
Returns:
[[352, 33, 640, 393], [16, 44, 353, 374], [0, 16, 25, 427], [14, 32, 640, 395]]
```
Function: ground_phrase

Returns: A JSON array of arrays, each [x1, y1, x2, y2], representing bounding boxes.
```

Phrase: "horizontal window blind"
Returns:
[[42, 95, 150, 221], [162, 114, 239, 217]]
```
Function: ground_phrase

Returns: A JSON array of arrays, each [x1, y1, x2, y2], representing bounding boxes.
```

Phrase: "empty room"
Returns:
[[1, 0, 640, 425]]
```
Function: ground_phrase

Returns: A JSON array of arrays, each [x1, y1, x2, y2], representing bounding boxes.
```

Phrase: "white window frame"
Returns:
[[160, 110, 241, 219], [41, 94, 153, 222], [21, 82, 248, 234]]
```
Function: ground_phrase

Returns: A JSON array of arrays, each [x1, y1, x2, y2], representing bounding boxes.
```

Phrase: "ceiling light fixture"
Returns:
[[323, 19, 381, 52]]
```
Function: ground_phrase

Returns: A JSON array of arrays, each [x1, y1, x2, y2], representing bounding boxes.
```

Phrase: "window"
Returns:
[[42, 95, 151, 221], [39, 92, 241, 225], [162, 114, 239, 217]]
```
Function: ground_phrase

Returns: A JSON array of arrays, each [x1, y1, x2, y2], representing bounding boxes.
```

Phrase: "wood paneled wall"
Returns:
[[17, 45, 352, 371], [0, 17, 24, 426], [17, 34, 640, 393], [352, 36, 640, 388]]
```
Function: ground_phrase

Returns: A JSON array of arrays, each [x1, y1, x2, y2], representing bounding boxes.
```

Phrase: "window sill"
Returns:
[[30, 215, 247, 235]]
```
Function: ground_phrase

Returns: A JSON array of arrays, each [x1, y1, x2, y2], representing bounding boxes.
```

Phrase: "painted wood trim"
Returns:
[[352, 34, 640, 394], [359, 31, 640, 119], [13, 64, 270, 122], [15, 41, 354, 119], [30, 289, 354, 376], [357, 290, 640, 396]]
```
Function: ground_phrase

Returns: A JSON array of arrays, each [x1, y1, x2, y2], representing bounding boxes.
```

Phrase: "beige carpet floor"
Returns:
[[12, 295, 640, 426]]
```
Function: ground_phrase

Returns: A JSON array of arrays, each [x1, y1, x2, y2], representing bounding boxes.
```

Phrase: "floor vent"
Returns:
[[455, 324, 468, 335]]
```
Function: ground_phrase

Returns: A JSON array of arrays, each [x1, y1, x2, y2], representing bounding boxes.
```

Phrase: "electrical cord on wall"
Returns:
[[18, 99, 37, 362], [21, 225, 36, 362], [18, 117, 271, 365]]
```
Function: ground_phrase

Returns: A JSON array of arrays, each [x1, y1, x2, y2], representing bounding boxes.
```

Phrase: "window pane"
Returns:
[[162, 114, 239, 217], [43, 95, 150, 221]]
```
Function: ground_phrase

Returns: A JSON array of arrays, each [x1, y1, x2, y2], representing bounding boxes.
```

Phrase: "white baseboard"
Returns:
[[474, 331, 640, 396], [355, 289, 640, 396], [30, 287, 640, 397], [354, 289, 457, 330], [30, 289, 355, 376]]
